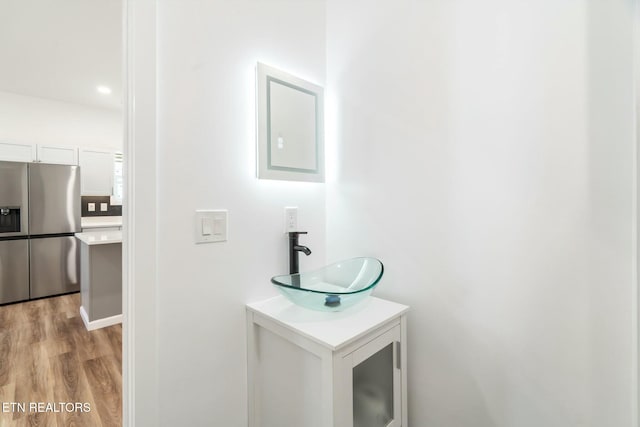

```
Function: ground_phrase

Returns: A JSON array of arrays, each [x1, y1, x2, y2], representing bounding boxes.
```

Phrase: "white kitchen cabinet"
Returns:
[[246, 296, 409, 427], [0, 141, 36, 162], [79, 148, 114, 196], [0, 141, 77, 165], [81, 216, 123, 231], [36, 144, 78, 165]]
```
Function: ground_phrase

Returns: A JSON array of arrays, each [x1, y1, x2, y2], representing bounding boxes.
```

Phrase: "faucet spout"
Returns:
[[293, 245, 312, 256]]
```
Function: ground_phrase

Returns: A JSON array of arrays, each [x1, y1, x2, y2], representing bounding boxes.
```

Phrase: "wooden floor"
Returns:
[[0, 293, 121, 427]]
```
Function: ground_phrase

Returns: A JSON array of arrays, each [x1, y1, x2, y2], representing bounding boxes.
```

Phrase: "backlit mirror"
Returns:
[[256, 62, 324, 182]]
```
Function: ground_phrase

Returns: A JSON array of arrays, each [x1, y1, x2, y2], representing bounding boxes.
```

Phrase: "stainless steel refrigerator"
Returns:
[[0, 161, 80, 304]]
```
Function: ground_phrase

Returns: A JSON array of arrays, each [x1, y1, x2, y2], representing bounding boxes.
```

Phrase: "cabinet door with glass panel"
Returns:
[[338, 325, 403, 427]]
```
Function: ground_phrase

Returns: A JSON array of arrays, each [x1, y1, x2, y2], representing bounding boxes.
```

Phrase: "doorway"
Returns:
[[0, 0, 124, 425]]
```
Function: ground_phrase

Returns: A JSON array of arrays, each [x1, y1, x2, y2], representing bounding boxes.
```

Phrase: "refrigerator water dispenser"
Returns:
[[0, 207, 21, 233]]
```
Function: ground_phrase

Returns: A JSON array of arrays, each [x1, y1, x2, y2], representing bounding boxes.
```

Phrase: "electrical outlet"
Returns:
[[88, 203, 95, 212], [284, 207, 298, 233], [100, 203, 108, 212]]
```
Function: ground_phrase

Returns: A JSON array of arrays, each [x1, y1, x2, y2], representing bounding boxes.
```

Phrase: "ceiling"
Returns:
[[0, 0, 122, 111]]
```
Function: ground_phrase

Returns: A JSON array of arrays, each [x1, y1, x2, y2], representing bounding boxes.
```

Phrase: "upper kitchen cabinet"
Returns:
[[0, 141, 37, 162], [0, 141, 78, 165], [36, 144, 78, 165], [79, 148, 114, 196]]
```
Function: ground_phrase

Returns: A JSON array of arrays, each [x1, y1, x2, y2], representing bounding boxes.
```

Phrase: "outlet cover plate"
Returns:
[[284, 207, 298, 233]]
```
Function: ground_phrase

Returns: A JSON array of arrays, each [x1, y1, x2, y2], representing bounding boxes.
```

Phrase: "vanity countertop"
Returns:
[[75, 230, 122, 245], [81, 216, 122, 229], [246, 295, 409, 351]]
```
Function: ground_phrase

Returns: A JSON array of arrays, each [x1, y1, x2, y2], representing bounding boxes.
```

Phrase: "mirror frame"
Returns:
[[256, 62, 325, 182]]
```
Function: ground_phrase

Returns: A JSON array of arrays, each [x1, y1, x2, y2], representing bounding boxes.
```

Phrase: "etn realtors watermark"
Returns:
[[1, 402, 91, 413]]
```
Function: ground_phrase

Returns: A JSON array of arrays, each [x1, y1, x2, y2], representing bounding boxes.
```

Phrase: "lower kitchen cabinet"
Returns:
[[246, 296, 409, 427], [75, 230, 122, 330]]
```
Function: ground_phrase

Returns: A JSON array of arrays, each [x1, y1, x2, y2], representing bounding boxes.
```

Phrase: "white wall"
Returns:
[[0, 90, 122, 150], [325, 0, 635, 426], [586, 0, 636, 424], [156, 1, 326, 425]]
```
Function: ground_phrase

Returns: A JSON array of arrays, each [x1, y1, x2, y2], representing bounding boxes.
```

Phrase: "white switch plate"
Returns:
[[100, 203, 108, 211], [284, 207, 298, 233], [88, 203, 95, 212], [195, 210, 228, 244]]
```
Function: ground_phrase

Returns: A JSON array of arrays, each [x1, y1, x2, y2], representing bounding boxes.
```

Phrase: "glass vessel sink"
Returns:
[[271, 257, 384, 312]]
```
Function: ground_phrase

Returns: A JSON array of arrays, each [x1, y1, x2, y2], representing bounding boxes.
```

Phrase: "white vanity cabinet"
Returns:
[[79, 148, 114, 195], [0, 141, 77, 165], [246, 296, 409, 427]]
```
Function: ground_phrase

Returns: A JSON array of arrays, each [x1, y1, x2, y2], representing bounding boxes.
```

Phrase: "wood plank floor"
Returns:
[[0, 293, 121, 427]]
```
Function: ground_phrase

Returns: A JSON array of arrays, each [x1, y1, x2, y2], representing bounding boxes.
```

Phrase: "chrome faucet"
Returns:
[[289, 231, 311, 274]]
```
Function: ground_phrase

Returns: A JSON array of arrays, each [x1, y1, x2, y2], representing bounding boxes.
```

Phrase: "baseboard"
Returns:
[[80, 305, 123, 331]]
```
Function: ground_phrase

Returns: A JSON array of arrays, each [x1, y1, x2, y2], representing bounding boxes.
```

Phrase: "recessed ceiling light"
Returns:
[[96, 85, 112, 95]]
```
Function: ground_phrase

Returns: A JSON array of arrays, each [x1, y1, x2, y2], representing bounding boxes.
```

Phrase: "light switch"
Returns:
[[213, 218, 223, 236], [88, 203, 95, 212], [100, 203, 108, 212], [202, 217, 213, 236], [195, 210, 228, 244]]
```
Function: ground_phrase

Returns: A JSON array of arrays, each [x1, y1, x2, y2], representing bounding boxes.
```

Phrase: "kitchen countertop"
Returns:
[[75, 230, 122, 245], [81, 216, 122, 229]]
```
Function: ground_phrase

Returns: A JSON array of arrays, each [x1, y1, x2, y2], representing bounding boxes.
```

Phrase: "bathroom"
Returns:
[[116, 0, 638, 426]]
